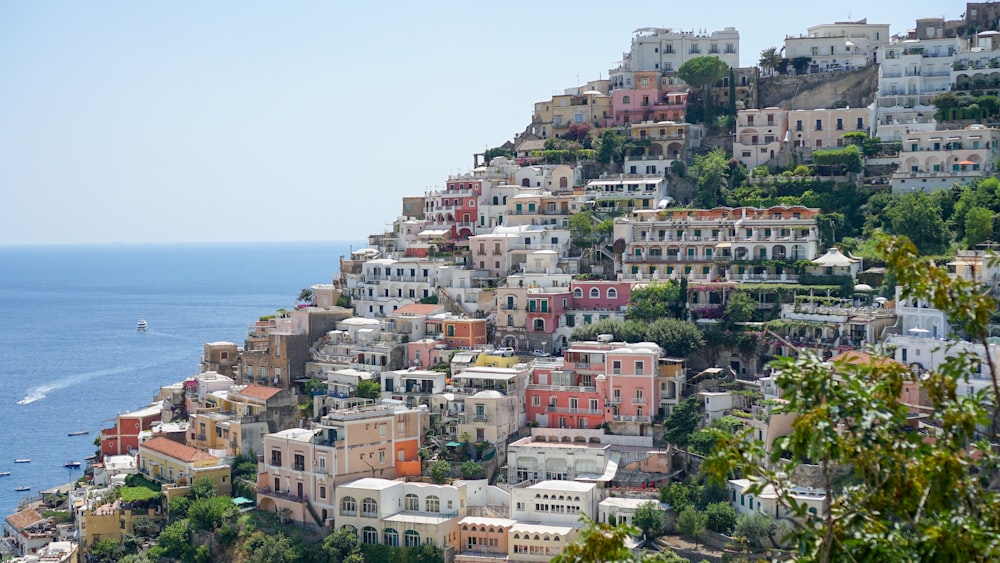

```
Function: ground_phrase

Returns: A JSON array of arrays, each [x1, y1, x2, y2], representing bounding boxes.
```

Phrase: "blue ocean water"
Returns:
[[0, 241, 357, 517]]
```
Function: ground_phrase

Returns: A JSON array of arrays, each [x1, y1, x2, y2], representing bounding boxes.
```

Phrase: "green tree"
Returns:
[[627, 281, 681, 322], [723, 291, 756, 327], [188, 495, 236, 531], [151, 519, 194, 561], [356, 379, 381, 399], [688, 429, 719, 455], [244, 531, 301, 563], [704, 501, 737, 534], [964, 206, 995, 248], [663, 397, 702, 449], [883, 192, 949, 254], [296, 288, 314, 303], [168, 495, 191, 519], [678, 56, 729, 124], [568, 210, 595, 239], [460, 460, 485, 479], [428, 460, 451, 483], [89, 538, 121, 562], [758, 46, 781, 74], [646, 318, 703, 358], [692, 148, 730, 208], [633, 501, 667, 541], [190, 476, 216, 500], [322, 527, 362, 562], [131, 515, 157, 538], [706, 234, 1000, 562], [659, 481, 694, 511], [552, 515, 638, 563], [675, 506, 707, 543], [119, 554, 154, 563], [595, 129, 626, 164], [733, 512, 777, 549]]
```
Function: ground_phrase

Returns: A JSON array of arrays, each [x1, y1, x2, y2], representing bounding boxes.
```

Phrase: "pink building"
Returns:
[[569, 281, 631, 311], [406, 338, 450, 369], [425, 178, 482, 241], [609, 88, 688, 127], [526, 341, 661, 436]]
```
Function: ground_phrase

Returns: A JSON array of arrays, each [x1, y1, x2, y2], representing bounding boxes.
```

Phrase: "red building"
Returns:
[[100, 404, 162, 456], [425, 178, 482, 240]]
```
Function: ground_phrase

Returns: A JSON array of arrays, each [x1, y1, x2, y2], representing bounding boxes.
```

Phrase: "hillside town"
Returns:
[[11, 4, 1000, 562]]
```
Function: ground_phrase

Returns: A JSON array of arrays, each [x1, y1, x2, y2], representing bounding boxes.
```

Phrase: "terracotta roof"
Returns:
[[6, 508, 43, 531], [393, 303, 444, 315], [237, 384, 282, 401], [140, 437, 218, 463]]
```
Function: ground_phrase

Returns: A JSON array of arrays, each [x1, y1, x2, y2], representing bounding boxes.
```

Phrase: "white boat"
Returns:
[[137, 318, 148, 332], [14, 486, 30, 492], [64, 461, 81, 468], [14, 459, 30, 464], [68, 430, 89, 436], [0, 472, 11, 477]]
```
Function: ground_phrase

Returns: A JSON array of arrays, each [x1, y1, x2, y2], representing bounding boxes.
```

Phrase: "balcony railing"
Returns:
[[293, 463, 306, 471], [631, 398, 648, 405], [546, 406, 602, 415], [612, 415, 652, 423], [258, 487, 307, 503]]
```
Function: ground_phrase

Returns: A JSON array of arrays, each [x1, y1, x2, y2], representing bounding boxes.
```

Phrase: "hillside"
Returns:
[[757, 63, 879, 110]]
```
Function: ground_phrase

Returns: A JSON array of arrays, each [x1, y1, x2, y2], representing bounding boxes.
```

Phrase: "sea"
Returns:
[[0, 241, 358, 517]]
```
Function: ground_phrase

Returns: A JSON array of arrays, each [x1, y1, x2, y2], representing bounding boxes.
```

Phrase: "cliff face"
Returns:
[[757, 64, 880, 110]]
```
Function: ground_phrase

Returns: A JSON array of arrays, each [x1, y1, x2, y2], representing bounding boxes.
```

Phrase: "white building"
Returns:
[[333, 478, 468, 550], [891, 124, 1000, 192], [506, 433, 618, 486], [610, 27, 740, 89], [783, 19, 890, 74]]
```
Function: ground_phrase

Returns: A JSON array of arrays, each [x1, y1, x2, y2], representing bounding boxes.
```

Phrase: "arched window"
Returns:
[[589, 288, 600, 298], [533, 318, 545, 331], [362, 526, 378, 544], [384, 528, 399, 546], [341, 496, 357, 516], [426, 495, 440, 513], [362, 497, 378, 516], [607, 288, 617, 299], [573, 287, 583, 298], [492, 196, 499, 205], [560, 176, 568, 189], [405, 530, 421, 547], [341, 524, 357, 535], [405, 494, 419, 511]]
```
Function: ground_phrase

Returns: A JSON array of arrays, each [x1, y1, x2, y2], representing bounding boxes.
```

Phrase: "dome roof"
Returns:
[[472, 390, 503, 399]]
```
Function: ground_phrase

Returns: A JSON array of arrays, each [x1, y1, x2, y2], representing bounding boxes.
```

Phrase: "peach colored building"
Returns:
[[255, 403, 426, 526], [138, 436, 232, 499], [456, 517, 515, 561]]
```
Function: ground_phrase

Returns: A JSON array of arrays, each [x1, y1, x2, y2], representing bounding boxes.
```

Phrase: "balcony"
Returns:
[[473, 414, 488, 422], [546, 406, 602, 415], [293, 463, 306, 471], [259, 487, 307, 504], [612, 415, 652, 423], [631, 398, 648, 405], [528, 384, 598, 393]]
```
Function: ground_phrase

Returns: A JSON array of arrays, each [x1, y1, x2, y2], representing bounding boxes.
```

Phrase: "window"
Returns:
[[405, 531, 421, 547], [795, 120, 803, 131], [362, 526, 378, 544], [405, 494, 419, 511], [622, 95, 631, 104], [362, 498, 378, 516], [426, 495, 441, 512], [573, 287, 583, 298], [612, 360, 622, 375], [607, 288, 618, 299], [635, 360, 645, 374], [270, 450, 282, 467], [532, 395, 540, 406], [320, 486, 326, 499], [836, 118, 843, 130], [384, 528, 399, 546], [590, 288, 600, 298], [815, 119, 822, 131], [379, 450, 386, 464], [341, 496, 357, 516]]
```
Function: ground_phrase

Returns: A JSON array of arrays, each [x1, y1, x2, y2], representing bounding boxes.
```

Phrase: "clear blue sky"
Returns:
[[0, 1, 958, 244]]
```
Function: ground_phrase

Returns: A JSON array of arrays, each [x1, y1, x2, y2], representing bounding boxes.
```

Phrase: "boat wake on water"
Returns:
[[17, 355, 185, 405]]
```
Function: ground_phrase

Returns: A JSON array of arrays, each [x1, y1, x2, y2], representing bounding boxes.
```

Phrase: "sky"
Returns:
[[0, 1, 960, 245]]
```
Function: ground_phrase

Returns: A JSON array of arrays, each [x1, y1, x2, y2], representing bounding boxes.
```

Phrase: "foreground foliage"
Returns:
[[705, 235, 1000, 562]]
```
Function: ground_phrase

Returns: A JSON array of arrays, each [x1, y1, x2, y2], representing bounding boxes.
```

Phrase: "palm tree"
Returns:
[[759, 47, 781, 76], [297, 288, 314, 303]]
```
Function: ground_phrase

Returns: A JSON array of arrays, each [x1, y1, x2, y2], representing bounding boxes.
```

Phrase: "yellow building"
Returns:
[[138, 436, 232, 500], [81, 500, 165, 557]]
